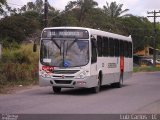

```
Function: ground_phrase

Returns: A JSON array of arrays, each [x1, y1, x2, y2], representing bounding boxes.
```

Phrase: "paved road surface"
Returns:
[[0, 72, 160, 114]]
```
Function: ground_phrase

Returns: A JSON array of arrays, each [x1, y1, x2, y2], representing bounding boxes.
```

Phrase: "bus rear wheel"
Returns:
[[113, 73, 123, 88], [52, 87, 61, 93]]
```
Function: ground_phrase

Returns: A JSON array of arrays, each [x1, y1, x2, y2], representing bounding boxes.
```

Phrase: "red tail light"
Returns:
[[42, 66, 54, 73]]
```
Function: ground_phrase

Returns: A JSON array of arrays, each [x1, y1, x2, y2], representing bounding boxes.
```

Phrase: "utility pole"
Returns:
[[0, 43, 2, 59], [147, 10, 160, 67], [44, 0, 48, 27]]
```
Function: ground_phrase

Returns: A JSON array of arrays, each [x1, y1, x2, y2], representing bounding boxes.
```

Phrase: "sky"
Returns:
[[7, 0, 160, 21]]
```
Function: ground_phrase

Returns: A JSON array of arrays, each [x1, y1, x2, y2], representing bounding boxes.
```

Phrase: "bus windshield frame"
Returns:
[[40, 37, 90, 68]]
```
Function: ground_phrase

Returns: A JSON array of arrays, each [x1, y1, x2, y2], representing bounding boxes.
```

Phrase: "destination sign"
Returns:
[[42, 29, 89, 39]]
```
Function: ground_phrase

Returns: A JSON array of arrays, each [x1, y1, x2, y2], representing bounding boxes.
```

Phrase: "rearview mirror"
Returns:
[[33, 44, 37, 52]]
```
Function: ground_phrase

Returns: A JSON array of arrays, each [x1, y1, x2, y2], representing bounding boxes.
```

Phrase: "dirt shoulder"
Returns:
[[0, 84, 38, 94]]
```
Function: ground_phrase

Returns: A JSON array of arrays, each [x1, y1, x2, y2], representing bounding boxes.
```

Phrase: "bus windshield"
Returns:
[[40, 39, 89, 67]]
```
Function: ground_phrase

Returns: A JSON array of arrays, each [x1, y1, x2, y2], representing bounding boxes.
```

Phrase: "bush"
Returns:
[[13, 51, 30, 64], [2, 38, 20, 49], [0, 43, 39, 92]]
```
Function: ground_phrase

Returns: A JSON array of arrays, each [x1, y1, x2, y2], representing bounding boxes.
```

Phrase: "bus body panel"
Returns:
[[39, 27, 133, 90]]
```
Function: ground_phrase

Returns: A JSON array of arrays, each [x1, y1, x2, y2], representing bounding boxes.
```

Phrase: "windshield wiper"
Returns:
[[51, 36, 62, 55], [66, 38, 78, 55], [51, 36, 61, 49]]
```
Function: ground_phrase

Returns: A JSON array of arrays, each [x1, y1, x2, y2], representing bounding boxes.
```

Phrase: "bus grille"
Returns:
[[54, 80, 72, 84], [54, 70, 79, 74], [53, 76, 74, 78]]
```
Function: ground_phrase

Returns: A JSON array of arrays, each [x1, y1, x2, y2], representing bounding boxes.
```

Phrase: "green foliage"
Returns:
[[121, 16, 153, 51], [0, 0, 6, 15], [19, 0, 55, 14], [1, 44, 38, 63], [0, 15, 39, 43], [2, 39, 20, 49], [0, 44, 39, 92], [103, 1, 130, 18], [65, 0, 98, 25], [13, 51, 30, 64]]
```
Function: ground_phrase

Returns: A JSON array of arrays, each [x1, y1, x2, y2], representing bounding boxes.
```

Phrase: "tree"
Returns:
[[103, 1, 130, 18], [0, 15, 39, 43], [20, 0, 55, 14], [121, 16, 153, 51], [19, 0, 57, 28], [0, 0, 6, 15], [65, 0, 98, 24], [27, 2, 36, 11]]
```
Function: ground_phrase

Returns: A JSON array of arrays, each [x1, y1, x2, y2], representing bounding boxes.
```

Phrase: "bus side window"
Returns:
[[103, 37, 109, 56], [115, 39, 119, 57], [127, 42, 130, 57], [124, 41, 128, 57], [129, 42, 132, 58], [97, 36, 103, 57], [109, 38, 114, 57], [91, 38, 97, 64], [120, 40, 124, 56]]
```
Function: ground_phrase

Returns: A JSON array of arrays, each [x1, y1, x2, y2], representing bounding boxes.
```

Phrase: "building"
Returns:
[[134, 46, 160, 56], [134, 46, 160, 66]]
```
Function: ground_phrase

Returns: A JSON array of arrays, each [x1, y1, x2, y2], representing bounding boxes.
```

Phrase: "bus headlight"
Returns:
[[40, 71, 52, 78], [75, 70, 89, 79], [40, 65, 54, 78]]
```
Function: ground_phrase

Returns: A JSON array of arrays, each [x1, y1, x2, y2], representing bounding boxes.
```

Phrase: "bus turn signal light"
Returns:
[[42, 66, 54, 73]]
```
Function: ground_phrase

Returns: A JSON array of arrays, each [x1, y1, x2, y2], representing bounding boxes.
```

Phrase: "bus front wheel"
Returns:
[[92, 80, 100, 93], [92, 74, 101, 93], [52, 87, 61, 93]]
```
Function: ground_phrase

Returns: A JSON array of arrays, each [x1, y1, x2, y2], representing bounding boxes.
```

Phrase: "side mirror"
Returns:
[[33, 44, 37, 52]]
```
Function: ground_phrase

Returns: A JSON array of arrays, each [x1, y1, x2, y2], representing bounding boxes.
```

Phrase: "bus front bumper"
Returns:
[[39, 76, 98, 88]]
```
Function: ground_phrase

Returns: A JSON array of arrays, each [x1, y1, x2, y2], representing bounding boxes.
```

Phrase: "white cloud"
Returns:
[[7, 0, 35, 8], [49, 0, 70, 11], [143, 0, 160, 9]]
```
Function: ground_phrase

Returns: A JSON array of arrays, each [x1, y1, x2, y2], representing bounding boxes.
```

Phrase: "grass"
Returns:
[[133, 66, 160, 72]]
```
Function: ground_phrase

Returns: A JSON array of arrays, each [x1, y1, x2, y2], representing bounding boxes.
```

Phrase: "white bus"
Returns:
[[38, 27, 133, 93]]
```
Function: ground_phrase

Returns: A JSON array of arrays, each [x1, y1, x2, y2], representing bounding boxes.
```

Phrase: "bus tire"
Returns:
[[52, 87, 61, 93], [114, 72, 123, 88], [92, 74, 102, 93]]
